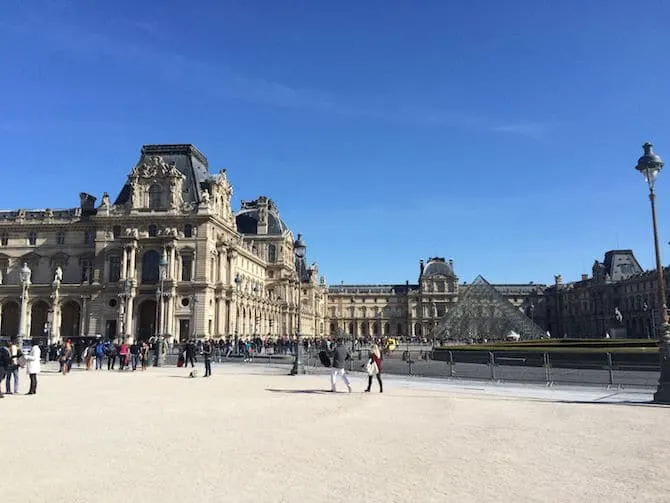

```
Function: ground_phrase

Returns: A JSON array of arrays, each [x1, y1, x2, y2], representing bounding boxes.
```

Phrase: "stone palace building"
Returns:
[[0, 144, 328, 344], [326, 257, 544, 339]]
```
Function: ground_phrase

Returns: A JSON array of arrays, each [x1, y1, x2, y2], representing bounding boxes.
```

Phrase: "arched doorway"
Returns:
[[30, 300, 50, 340], [348, 322, 354, 336], [138, 299, 157, 341], [384, 322, 390, 336], [61, 301, 81, 340], [1, 301, 19, 337]]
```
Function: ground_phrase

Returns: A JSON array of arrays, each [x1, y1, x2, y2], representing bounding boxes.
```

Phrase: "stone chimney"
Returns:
[[554, 274, 563, 286], [581, 274, 588, 281]]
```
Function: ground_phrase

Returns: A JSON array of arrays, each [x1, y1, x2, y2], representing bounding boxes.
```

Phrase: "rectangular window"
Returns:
[[181, 255, 193, 281], [56, 231, 65, 245], [85, 230, 95, 247], [28, 231, 37, 246], [109, 256, 121, 282], [81, 259, 93, 284], [113, 226, 121, 239], [0, 232, 7, 246]]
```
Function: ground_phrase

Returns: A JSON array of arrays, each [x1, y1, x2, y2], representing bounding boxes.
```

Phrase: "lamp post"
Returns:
[[119, 279, 132, 340], [290, 233, 307, 375], [634, 142, 670, 403], [234, 273, 241, 352], [17, 262, 31, 349], [153, 256, 168, 366]]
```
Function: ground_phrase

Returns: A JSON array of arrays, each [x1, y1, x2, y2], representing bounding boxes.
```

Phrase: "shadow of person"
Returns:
[[265, 388, 331, 394]]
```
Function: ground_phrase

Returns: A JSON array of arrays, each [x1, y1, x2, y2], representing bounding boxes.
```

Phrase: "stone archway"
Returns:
[[138, 299, 157, 341], [61, 301, 81, 340], [30, 300, 50, 340], [1, 301, 20, 337]]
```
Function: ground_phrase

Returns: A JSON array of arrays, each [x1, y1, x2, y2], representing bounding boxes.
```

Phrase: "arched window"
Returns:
[[141, 250, 160, 284], [183, 224, 193, 238], [148, 184, 162, 209], [268, 244, 277, 262], [148, 224, 158, 237]]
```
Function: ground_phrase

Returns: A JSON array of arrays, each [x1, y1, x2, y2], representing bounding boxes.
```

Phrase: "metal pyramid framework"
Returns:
[[434, 275, 546, 341]]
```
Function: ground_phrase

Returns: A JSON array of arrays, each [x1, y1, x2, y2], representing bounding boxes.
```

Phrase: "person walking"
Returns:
[[130, 341, 140, 371], [0, 343, 10, 398], [95, 340, 105, 370], [203, 337, 213, 377], [118, 340, 129, 371], [140, 342, 149, 371], [329, 338, 352, 393], [184, 340, 196, 368], [24, 342, 41, 395], [6, 337, 23, 394], [60, 340, 73, 376], [364, 343, 383, 393], [106, 341, 117, 370]]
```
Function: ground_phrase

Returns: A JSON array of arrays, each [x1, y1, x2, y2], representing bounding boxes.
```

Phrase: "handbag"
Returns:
[[17, 356, 27, 368], [365, 359, 378, 376]]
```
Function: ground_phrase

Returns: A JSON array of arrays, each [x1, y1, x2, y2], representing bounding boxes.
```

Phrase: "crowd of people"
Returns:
[[0, 333, 389, 397]]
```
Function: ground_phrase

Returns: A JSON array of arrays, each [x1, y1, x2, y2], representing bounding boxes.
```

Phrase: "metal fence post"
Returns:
[[489, 351, 496, 381], [606, 352, 614, 388], [543, 352, 553, 386], [448, 350, 454, 378]]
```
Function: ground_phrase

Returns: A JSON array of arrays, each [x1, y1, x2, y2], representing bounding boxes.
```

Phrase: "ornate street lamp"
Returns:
[[18, 262, 31, 348], [634, 142, 670, 403], [290, 233, 307, 375], [155, 256, 168, 366]]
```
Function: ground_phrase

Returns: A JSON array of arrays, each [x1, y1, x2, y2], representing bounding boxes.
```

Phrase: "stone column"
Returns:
[[125, 294, 134, 342], [121, 247, 128, 279], [129, 245, 137, 280], [79, 297, 87, 337], [170, 247, 177, 280]]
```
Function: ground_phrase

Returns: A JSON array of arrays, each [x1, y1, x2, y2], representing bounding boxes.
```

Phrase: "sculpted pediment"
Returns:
[[130, 156, 184, 180]]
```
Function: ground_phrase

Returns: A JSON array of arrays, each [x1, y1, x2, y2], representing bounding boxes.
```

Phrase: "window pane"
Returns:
[[181, 255, 193, 281], [142, 250, 160, 284], [149, 184, 162, 209], [148, 224, 157, 237], [109, 256, 121, 282], [113, 226, 121, 239], [184, 224, 192, 238]]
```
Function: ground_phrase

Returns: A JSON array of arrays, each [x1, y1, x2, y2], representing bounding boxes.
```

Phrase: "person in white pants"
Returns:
[[329, 339, 352, 392]]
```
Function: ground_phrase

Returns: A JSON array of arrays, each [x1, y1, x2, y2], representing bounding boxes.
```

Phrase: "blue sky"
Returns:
[[2, 0, 670, 286]]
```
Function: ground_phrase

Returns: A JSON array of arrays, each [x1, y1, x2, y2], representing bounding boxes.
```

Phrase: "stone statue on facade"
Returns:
[[54, 266, 63, 284], [201, 189, 210, 205]]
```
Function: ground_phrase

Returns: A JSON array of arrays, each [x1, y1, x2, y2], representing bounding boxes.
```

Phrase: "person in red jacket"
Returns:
[[118, 340, 130, 371], [365, 343, 383, 393]]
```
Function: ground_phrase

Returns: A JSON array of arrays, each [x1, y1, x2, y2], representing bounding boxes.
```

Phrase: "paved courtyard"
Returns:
[[3, 363, 669, 503]]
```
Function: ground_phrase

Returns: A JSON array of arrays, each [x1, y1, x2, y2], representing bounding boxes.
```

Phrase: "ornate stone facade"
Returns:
[[0, 144, 327, 343]]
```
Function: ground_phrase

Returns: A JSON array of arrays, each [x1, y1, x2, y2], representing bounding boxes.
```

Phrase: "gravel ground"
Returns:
[[2, 363, 669, 503]]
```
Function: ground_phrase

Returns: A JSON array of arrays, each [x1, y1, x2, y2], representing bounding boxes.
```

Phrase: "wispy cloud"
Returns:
[[3, 15, 554, 139]]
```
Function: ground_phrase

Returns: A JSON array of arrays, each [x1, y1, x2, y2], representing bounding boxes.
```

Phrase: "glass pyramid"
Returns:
[[434, 275, 545, 341]]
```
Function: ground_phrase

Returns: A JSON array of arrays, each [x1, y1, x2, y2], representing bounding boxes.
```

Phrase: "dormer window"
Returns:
[[148, 224, 158, 237], [149, 184, 162, 209], [183, 224, 193, 238], [28, 231, 37, 246]]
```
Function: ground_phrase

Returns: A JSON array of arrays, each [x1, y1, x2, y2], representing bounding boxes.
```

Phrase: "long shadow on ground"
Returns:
[[265, 388, 331, 394]]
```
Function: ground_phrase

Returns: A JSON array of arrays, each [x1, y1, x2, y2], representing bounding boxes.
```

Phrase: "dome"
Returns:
[[423, 257, 454, 277], [235, 197, 288, 235]]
